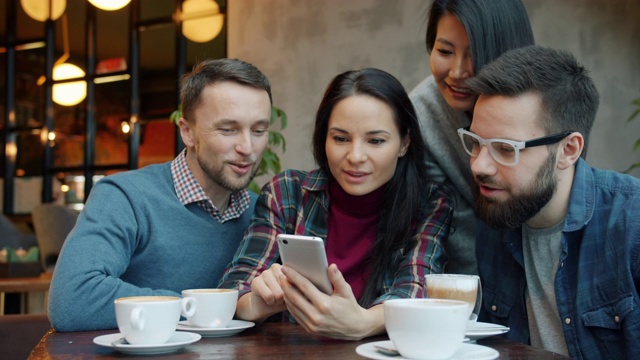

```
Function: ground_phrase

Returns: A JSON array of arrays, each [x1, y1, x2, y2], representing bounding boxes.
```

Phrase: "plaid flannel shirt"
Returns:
[[219, 168, 453, 308]]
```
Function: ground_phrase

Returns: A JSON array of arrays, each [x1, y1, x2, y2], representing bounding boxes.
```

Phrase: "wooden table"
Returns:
[[0, 273, 52, 315], [29, 321, 570, 359]]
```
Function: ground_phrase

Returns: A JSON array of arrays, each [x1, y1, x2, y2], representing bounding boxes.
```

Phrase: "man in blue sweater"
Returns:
[[48, 58, 273, 331], [458, 46, 640, 358]]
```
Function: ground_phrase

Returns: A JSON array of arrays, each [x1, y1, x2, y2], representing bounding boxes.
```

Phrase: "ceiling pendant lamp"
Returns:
[[181, 0, 224, 43], [21, 0, 66, 22], [34, 14, 87, 106], [53, 63, 87, 106], [88, 0, 131, 11]]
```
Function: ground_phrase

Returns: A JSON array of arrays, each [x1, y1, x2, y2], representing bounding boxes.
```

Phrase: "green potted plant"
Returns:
[[170, 105, 287, 193], [626, 97, 640, 174]]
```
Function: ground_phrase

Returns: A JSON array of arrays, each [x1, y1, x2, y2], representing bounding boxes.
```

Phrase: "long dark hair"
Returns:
[[425, 0, 535, 74], [312, 68, 428, 305]]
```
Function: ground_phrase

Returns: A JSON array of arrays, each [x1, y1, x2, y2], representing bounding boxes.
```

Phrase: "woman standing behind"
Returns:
[[219, 68, 453, 340], [410, 0, 534, 275]]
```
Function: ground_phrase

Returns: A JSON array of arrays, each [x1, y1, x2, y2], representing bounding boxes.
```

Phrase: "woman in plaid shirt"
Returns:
[[219, 68, 453, 340]]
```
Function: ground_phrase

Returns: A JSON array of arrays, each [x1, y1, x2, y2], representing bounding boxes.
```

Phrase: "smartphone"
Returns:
[[277, 234, 333, 295]]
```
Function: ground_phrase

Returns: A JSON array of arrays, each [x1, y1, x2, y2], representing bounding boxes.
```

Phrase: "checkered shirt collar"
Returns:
[[171, 149, 251, 223]]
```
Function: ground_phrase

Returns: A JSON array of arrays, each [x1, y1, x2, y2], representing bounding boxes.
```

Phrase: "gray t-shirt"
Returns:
[[522, 221, 569, 356]]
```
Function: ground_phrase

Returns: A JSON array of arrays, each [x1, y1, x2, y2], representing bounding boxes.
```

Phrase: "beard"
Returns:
[[197, 153, 261, 193], [473, 153, 558, 229]]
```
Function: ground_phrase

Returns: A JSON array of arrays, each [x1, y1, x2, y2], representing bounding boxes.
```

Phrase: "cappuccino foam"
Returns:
[[115, 296, 179, 303], [183, 289, 236, 294]]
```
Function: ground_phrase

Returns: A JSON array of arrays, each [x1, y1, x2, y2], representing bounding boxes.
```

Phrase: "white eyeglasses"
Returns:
[[457, 126, 572, 166]]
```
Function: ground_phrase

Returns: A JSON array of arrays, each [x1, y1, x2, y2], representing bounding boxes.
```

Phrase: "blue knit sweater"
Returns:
[[48, 162, 256, 332]]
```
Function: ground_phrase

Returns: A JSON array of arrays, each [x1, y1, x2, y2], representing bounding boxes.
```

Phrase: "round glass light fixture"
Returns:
[[21, 0, 66, 22], [88, 0, 131, 11], [53, 63, 87, 106], [121, 121, 131, 134], [182, 0, 224, 43]]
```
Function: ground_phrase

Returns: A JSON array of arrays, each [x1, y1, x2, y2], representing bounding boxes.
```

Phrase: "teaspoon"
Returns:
[[111, 337, 129, 346], [373, 345, 400, 357]]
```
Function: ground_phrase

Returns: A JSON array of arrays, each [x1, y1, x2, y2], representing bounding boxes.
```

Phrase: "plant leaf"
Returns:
[[271, 153, 281, 174], [627, 98, 640, 122], [269, 132, 287, 152], [270, 107, 278, 126], [270, 106, 287, 130], [277, 132, 287, 145], [170, 104, 182, 125], [624, 97, 640, 174], [269, 132, 281, 147], [261, 151, 277, 174], [277, 108, 287, 130], [248, 181, 261, 194], [623, 163, 640, 174], [627, 108, 640, 123]]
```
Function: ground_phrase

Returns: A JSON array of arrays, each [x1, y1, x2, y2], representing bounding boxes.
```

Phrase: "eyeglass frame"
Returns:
[[457, 126, 573, 166]]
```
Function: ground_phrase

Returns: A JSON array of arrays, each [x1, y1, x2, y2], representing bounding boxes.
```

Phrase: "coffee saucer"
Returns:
[[466, 322, 510, 341], [93, 331, 201, 355], [176, 319, 255, 337], [355, 340, 499, 360]]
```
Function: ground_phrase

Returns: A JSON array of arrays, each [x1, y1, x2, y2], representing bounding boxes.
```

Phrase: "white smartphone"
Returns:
[[277, 234, 333, 295]]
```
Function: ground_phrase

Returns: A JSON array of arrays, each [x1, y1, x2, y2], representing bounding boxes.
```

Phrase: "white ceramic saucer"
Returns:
[[93, 331, 201, 355], [355, 340, 499, 360], [176, 319, 255, 337], [466, 322, 510, 341]]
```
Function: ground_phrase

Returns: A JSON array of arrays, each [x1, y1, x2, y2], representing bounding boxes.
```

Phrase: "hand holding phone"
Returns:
[[277, 234, 333, 295]]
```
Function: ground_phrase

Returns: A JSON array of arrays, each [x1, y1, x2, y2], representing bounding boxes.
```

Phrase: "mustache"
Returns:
[[475, 174, 501, 188], [228, 157, 257, 165]]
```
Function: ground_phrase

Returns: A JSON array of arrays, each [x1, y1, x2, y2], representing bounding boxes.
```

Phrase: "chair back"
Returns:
[[0, 214, 37, 249], [31, 204, 79, 272]]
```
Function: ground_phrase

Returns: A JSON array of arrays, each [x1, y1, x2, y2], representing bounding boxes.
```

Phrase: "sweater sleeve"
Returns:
[[47, 178, 178, 332]]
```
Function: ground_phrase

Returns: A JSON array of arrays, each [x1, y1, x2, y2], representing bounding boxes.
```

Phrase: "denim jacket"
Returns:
[[476, 159, 640, 359]]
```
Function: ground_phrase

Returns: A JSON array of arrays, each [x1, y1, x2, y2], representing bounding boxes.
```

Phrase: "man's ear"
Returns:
[[179, 118, 195, 147], [557, 132, 583, 170]]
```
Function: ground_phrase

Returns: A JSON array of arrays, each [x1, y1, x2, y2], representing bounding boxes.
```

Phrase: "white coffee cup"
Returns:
[[384, 298, 469, 360], [181, 289, 238, 328], [114, 296, 195, 345]]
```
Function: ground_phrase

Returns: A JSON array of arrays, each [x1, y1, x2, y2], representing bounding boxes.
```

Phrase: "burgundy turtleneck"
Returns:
[[326, 179, 384, 300]]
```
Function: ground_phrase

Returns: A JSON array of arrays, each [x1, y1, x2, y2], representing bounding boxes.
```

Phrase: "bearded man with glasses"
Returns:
[[460, 45, 640, 359]]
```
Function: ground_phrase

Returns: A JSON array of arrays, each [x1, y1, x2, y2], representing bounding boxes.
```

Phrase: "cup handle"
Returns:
[[473, 277, 483, 321], [181, 297, 196, 318], [130, 307, 145, 331]]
